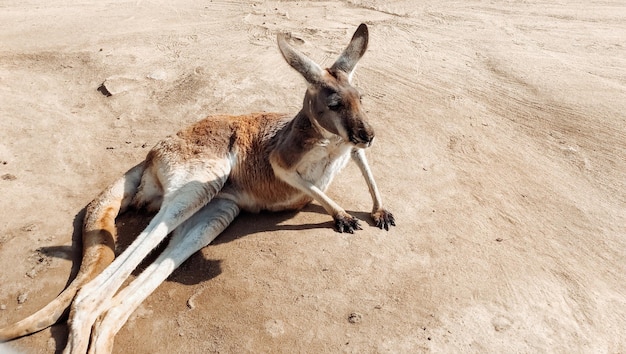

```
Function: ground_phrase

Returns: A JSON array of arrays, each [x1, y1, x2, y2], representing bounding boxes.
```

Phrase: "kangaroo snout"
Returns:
[[349, 122, 375, 148], [346, 115, 375, 148]]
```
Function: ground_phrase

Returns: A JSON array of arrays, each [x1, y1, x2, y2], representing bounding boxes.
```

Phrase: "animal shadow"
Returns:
[[38, 201, 368, 353]]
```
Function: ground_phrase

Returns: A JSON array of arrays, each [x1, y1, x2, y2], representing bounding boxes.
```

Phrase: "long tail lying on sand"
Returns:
[[0, 163, 145, 341]]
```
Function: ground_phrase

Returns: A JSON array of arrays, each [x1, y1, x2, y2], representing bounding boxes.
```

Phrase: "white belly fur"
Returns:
[[296, 137, 352, 192]]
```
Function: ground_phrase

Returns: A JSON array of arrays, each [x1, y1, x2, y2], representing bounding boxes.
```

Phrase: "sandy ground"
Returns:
[[1, 0, 625, 353]]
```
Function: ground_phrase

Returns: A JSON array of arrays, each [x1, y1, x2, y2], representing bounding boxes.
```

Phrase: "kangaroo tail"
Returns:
[[0, 162, 146, 341]]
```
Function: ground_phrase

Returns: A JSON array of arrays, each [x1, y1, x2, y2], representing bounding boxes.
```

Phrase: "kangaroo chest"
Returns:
[[296, 137, 352, 191]]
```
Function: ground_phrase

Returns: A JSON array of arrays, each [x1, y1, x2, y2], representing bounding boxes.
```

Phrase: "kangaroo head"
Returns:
[[277, 24, 374, 148]]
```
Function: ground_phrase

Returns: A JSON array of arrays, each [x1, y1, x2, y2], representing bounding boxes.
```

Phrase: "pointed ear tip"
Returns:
[[354, 23, 369, 41]]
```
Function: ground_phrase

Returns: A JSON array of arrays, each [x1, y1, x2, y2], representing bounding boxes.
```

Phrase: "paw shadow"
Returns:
[[345, 210, 376, 228]]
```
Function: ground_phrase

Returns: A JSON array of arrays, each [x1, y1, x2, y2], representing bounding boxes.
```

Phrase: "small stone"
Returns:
[[21, 223, 38, 232], [17, 293, 28, 304], [147, 70, 168, 81], [1, 304, 7, 310], [26, 268, 38, 278], [1, 173, 17, 181], [186, 297, 196, 310], [348, 312, 362, 324], [492, 315, 512, 332], [496, 238, 503, 242], [99, 76, 141, 96]]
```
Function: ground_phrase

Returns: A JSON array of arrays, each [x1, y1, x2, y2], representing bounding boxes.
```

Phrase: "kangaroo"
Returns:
[[0, 23, 395, 353]]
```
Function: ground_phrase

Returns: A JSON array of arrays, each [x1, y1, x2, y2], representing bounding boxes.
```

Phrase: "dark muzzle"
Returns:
[[349, 124, 375, 148]]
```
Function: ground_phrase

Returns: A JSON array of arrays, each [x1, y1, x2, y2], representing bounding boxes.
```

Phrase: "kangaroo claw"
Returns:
[[334, 213, 363, 233], [372, 209, 395, 231]]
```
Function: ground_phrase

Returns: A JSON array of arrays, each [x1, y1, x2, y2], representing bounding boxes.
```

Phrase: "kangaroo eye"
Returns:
[[328, 101, 342, 111], [327, 93, 342, 111]]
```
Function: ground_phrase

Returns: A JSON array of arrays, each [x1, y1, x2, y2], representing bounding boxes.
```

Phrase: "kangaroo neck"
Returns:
[[292, 109, 334, 142]]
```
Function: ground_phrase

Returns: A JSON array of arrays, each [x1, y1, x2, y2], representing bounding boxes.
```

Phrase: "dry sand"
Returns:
[[1, 0, 625, 353]]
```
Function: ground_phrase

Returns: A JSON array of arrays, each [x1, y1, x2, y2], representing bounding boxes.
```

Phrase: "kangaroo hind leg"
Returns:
[[65, 157, 232, 354], [87, 197, 240, 353]]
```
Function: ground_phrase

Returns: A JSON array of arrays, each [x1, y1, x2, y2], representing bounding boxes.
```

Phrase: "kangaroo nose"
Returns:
[[358, 129, 374, 144], [351, 127, 374, 148]]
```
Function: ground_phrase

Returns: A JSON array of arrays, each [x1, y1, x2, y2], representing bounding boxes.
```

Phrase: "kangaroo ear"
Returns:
[[331, 23, 369, 80], [277, 32, 323, 85]]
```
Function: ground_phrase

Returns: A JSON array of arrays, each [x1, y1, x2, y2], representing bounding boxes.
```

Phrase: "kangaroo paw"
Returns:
[[334, 212, 362, 233], [372, 209, 395, 231]]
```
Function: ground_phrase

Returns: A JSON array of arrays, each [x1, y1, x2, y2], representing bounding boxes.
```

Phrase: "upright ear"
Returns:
[[277, 32, 323, 85], [330, 23, 369, 80]]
